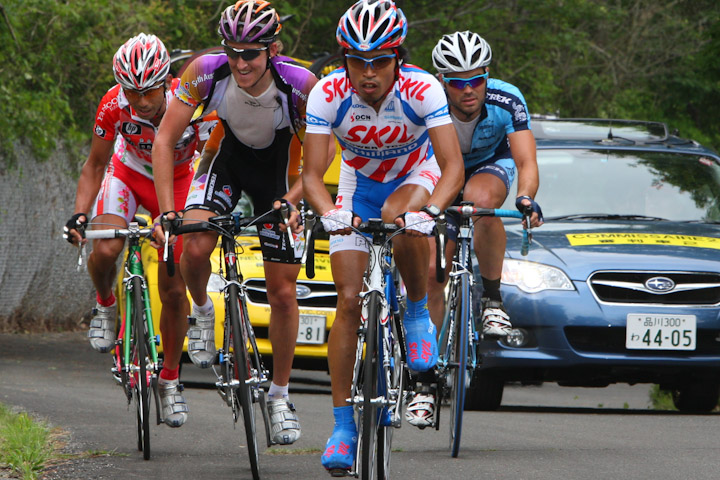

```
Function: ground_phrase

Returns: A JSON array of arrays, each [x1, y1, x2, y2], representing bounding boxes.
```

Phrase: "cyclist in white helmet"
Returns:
[[64, 33, 216, 428], [404, 31, 544, 429], [302, 0, 464, 473]]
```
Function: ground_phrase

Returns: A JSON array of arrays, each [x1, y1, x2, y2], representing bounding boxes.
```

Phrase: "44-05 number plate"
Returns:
[[296, 314, 326, 345], [626, 314, 696, 350]]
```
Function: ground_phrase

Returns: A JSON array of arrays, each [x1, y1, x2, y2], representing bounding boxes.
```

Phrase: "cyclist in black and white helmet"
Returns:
[[405, 30, 544, 429]]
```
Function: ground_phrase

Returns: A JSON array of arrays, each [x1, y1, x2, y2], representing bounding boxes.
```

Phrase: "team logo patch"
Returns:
[[121, 122, 141, 135], [223, 185, 232, 197]]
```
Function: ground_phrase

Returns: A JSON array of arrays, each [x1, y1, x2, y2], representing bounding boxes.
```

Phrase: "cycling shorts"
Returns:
[[444, 153, 517, 242], [329, 160, 441, 254], [184, 123, 301, 264], [92, 158, 193, 262]]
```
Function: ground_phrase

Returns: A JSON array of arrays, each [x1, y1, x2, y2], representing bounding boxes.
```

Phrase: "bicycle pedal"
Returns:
[[327, 468, 352, 478]]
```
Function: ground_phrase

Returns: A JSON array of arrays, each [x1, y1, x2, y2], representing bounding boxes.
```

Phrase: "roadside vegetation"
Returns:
[[0, 403, 57, 479], [1, 0, 718, 168]]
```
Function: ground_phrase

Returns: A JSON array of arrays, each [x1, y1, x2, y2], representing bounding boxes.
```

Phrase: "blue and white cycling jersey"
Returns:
[[306, 64, 452, 183], [460, 77, 531, 169]]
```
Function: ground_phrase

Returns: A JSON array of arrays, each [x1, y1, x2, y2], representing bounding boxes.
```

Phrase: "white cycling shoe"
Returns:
[[481, 298, 512, 338], [187, 305, 216, 368]]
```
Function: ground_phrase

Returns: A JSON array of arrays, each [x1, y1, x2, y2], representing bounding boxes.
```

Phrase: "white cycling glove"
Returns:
[[321, 209, 354, 233], [403, 211, 435, 235]]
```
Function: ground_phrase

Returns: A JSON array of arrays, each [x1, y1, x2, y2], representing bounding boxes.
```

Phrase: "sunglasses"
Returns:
[[442, 72, 489, 90], [345, 53, 396, 71], [222, 40, 268, 61], [123, 82, 165, 102]]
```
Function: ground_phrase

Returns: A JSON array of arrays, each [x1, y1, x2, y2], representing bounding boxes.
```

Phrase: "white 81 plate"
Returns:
[[625, 314, 696, 350]]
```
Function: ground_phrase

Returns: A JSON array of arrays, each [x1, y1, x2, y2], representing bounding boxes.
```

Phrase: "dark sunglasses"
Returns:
[[123, 82, 165, 101], [221, 40, 268, 61], [442, 72, 489, 90], [345, 53, 396, 71]]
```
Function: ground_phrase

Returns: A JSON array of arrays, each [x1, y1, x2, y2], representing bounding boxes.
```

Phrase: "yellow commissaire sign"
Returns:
[[566, 233, 720, 249]]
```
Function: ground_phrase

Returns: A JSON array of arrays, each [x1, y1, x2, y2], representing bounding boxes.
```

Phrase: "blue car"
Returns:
[[469, 118, 720, 413]]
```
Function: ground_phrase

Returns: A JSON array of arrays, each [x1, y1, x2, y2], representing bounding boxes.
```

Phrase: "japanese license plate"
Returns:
[[626, 314, 696, 350], [297, 314, 326, 345]]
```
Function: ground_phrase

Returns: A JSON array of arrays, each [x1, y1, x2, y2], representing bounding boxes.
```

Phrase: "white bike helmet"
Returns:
[[337, 0, 407, 51], [113, 33, 170, 90], [432, 31, 492, 74]]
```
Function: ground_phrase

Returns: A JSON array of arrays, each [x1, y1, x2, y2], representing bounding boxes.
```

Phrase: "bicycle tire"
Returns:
[[449, 267, 469, 458], [377, 310, 403, 480], [132, 276, 151, 460], [359, 291, 381, 480], [228, 284, 260, 480]]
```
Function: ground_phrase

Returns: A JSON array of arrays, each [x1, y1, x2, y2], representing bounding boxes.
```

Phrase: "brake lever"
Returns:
[[302, 209, 316, 265], [279, 201, 295, 249]]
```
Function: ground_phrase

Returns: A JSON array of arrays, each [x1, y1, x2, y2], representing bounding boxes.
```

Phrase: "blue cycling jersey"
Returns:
[[459, 78, 531, 169]]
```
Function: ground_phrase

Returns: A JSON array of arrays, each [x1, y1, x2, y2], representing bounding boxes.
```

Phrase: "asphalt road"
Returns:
[[2, 332, 720, 480]]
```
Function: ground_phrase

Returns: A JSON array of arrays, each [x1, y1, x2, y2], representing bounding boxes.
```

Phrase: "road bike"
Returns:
[[434, 203, 531, 457], [170, 207, 294, 480], [306, 215, 410, 480], [78, 219, 164, 460]]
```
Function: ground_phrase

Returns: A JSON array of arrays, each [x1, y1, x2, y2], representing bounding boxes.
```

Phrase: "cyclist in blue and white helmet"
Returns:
[[303, 0, 466, 473]]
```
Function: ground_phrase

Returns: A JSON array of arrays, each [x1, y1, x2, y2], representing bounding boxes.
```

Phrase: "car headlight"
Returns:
[[501, 259, 574, 293], [206, 273, 226, 293]]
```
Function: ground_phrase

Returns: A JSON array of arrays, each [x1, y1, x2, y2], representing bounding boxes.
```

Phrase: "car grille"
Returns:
[[588, 271, 720, 305], [565, 326, 720, 356], [244, 279, 337, 308]]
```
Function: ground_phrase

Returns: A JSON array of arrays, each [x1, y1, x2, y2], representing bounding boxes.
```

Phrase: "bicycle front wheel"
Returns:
[[359, 291, 382, 480], [228, 284, 260, 480], [131, 276, 151, 460], [449, 273, 469, 458]]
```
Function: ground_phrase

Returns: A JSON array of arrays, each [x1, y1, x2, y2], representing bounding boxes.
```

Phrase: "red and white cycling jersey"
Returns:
[[305, 64, 452, 183], [93, 78, 212, 180]]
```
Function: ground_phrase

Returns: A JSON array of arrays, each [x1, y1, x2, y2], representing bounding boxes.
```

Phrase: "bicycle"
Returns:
[[170, 207, 294, 480], [77, 219, 165, 460], [306, 214, 410, 480], [434, 203, 531, 457]]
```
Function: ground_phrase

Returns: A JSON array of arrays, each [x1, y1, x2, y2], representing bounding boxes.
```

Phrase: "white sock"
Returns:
[[267, 382, 289, 400], [193, 297, 214, 315]]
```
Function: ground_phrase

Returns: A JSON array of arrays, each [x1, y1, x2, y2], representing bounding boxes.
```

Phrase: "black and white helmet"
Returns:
[[432, 31, 492, 74]]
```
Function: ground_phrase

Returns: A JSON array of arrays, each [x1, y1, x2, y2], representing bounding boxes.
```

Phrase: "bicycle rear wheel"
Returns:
[[359, 291, 381, 480], [228, 284, 260, 480], [449, 273, 469, 458], [131, 276, 151, 460]]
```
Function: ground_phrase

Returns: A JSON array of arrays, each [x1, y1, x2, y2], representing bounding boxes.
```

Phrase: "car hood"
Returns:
[[505, 219, 720, 280]]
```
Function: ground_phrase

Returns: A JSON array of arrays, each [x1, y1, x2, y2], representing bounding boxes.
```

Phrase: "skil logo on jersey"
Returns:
[[398, 77, 431, 101], [121, 122, 141, 135], [322, 76, 350, 102], [345, 124, 415, 147]]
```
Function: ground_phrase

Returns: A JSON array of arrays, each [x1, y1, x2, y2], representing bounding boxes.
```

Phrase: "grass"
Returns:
[[648, 384, 677, 411], [0, 403, 56, 479]]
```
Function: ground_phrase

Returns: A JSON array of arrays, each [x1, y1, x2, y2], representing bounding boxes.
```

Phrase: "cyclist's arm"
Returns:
[[152, 97, 196, 215], [508, 129, 542, 225], [73, 135, 114, 217], [426, 123, 465, 209], [302, 132, 338, 215]]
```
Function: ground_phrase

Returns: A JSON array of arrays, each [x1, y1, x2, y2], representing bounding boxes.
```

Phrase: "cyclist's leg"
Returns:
[[87, 166, 135, 352], [322, 248, 366, 471], [464, 158, 514, 336]]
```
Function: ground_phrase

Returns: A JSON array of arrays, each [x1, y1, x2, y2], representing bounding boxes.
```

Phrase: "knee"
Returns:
[[159, 283, 188, 305], [92, 239, 124, 261], [267, 283, 298, 312], [182, 233, 214, 264]]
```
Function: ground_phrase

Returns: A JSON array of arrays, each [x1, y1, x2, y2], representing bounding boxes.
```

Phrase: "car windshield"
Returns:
[[504, 149, 720, 223]]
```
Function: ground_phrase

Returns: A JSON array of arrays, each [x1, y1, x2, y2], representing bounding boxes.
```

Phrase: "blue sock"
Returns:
[[332, 405, 355, 428], [322, 406, 357, 470], [406, 295, 429, 320]]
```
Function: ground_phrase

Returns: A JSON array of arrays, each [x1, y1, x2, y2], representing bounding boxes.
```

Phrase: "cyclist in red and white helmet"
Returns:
[[153, 0, 332, 446], [64, 33, 215, 429], [302, 0, 464, 472]]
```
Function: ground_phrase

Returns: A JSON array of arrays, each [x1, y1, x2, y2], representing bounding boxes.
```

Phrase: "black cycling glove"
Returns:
[[515, 196, 544, 222], [63, 213, 87, 243]]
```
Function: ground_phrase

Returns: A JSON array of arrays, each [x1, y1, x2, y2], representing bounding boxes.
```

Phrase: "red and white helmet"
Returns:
[[218, 0, 282, 44], [336, 0, 407, 52], [113, 33, 170, 90]]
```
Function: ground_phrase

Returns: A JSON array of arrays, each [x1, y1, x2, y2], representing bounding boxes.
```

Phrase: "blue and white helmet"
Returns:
[[336, 0, 407, 51]]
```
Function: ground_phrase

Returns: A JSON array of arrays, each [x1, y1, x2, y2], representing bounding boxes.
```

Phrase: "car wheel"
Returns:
[[671, 381, 720, 413], [464, 370, 504, 411]]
